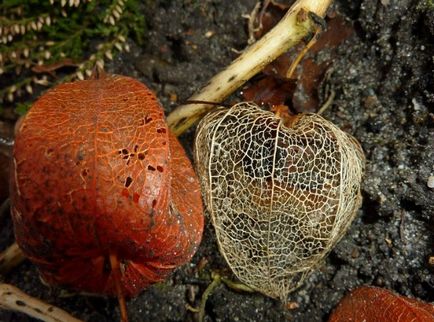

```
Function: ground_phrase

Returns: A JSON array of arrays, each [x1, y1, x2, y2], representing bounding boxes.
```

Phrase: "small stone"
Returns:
[[427, 175, 434, 189], [351, 248, 360, 259], [205, 30, 214, 38]]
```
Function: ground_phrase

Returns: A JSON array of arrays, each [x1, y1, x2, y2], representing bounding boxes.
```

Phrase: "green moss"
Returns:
[[0, 0, 146, 113], [15, 102, 31, 115], [417, 0, 434, 9]]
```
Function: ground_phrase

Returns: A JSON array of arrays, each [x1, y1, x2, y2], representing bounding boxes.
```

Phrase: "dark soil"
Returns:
[[1, 0, 433, 321]]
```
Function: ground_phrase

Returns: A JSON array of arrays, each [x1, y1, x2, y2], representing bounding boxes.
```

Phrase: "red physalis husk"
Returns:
[[329, 286, 434, 322], [11, 75, 204, 297]]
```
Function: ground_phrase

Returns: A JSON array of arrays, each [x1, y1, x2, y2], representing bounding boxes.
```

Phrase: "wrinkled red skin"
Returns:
[[10, 75, 204, 297], [329, 286, 434, 322]]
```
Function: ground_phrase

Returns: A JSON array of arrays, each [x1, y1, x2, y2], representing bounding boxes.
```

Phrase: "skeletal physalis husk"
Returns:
[[194, 102, 365, 301]]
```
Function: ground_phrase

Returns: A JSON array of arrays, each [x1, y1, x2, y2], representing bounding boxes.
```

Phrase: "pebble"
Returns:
[[427, 176, 434, 189]]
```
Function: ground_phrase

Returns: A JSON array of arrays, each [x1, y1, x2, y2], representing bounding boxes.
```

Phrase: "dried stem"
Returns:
[[0, 283, 83, 322], [198, 272, 221, 322], [0, 243, 26, 276], [286, 22, 322, 79], [0, 199, 26, 275], [109, 253, 128, 322], [167, 0, 333, 136]]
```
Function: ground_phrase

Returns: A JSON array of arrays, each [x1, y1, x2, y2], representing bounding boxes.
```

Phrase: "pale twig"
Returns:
[[317, 89, 335, 115], [187, 272, 255, 322], [0, 199, 26, 276], [167, 0, 333, 136], [0, 283, 83, 322], [198, 272, 221, 322], [0, 243, 26, 276]]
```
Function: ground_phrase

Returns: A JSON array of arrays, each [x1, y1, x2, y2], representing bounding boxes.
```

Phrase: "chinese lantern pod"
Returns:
[[10, 74, 204, 297], [194, 102, 365, 300], [329, 286, 434, 322]]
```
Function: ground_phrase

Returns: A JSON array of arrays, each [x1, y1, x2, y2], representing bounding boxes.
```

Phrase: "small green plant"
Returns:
[[0, 0, 145, 111]]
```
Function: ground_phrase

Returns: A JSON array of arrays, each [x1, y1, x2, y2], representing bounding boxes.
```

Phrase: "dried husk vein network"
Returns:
[[195, 102, 365, 300]]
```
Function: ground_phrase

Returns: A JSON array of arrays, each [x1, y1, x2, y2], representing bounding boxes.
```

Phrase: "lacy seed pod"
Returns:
[[194, 102, 365, 300], [11, 74, 204, 297]]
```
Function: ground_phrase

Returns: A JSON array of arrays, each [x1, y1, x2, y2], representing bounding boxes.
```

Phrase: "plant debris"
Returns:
[[242, 6, 354, 113]]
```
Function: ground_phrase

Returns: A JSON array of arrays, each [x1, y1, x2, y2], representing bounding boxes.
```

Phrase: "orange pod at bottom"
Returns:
[[329, 286, 434, 322]]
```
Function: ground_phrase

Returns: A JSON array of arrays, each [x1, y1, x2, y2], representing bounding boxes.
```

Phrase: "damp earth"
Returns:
[[0, 0, 433, 321]]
